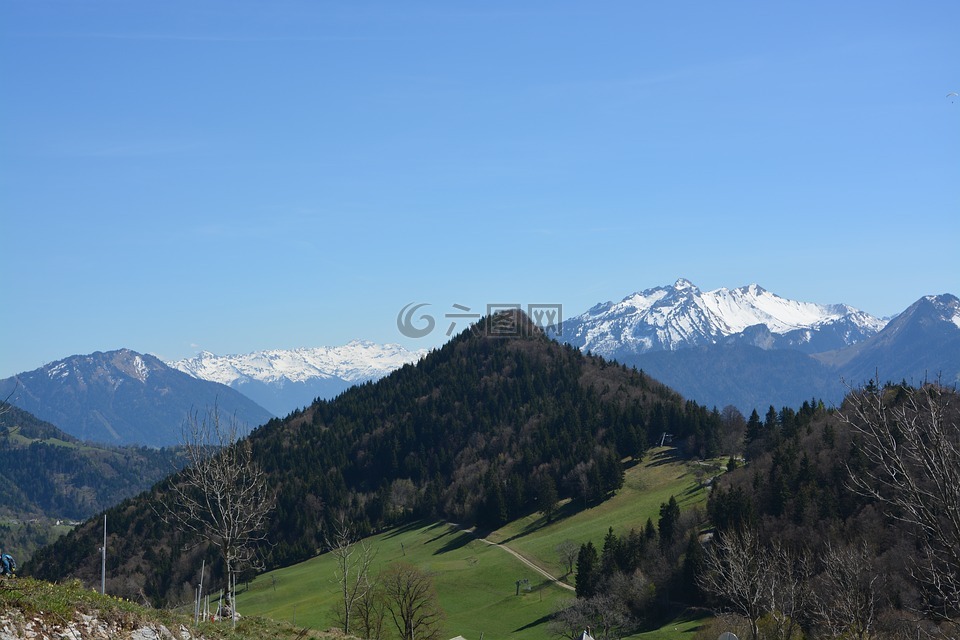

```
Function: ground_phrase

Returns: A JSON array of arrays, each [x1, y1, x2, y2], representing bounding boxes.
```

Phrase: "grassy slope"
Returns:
[[238, 448, 718, 640], [240, 521, 568, 639], [487, 449, 717, 580], [5, 429, 80, 448]]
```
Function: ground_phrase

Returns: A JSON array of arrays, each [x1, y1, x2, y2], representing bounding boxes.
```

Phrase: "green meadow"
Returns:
[[237, 448, 719, 639]]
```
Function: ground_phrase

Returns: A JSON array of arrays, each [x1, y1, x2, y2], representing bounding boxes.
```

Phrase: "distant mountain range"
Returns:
[[0, 349, 273, 447], [563, 280, 960, 412], [4, 282, 956, 447], [564, 279, 887, 355], [168, 340, 427, 416]]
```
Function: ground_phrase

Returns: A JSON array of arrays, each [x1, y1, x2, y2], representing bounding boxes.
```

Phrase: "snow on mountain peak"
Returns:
[[922, 294, 960, 329], [131, 355, 149, 382], [565, 279, 887, 356], [168, 341, 428, 387]]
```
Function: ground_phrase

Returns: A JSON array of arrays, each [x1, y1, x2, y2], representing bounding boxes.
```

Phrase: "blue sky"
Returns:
[[2, 1, 958, 378]]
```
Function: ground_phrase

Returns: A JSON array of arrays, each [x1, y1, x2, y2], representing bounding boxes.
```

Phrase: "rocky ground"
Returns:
[[0, 609, 200, 640], [0, 578, 349, 640]]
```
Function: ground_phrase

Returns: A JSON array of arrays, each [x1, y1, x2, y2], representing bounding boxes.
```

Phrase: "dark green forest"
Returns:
[[0, 405, 187, 563], [561, 384, 960, 639], [0, 406, 185, 521], [26, 316, 726, 605]]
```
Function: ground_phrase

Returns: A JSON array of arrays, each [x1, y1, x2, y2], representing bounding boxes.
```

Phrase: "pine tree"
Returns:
[[658, 495, 681, 549], [600, 527, 620, 575], [575, 542, 599, 599], [745, 408, 763, 443]]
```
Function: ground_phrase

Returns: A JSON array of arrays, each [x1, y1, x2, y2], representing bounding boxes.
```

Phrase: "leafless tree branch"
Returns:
[[325, 511, 377, 635], [159, 404, 273, 622], [839, 382, 960, 619]]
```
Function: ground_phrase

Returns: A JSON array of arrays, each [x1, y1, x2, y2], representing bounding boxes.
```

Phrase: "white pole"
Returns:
[[101, 515, 106, 595], [197, 559, 205, 626]]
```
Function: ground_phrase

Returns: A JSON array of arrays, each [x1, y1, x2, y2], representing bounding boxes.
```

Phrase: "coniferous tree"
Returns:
[[537, 475, 559, 523], [644, 517, 657, 542], [744, 408, 762, 443], [658, 496, 681, 549], [600, 527, 620, 575], [575, 542, 600, 599]]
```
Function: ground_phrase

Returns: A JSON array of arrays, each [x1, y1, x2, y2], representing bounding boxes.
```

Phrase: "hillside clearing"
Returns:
[[238, 447, 717, 639]]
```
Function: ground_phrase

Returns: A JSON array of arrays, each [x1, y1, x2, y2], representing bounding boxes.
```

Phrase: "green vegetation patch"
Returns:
[[238, 448, 719, 639], [488, 448, 714, 581], [240, 521, 571, 639]]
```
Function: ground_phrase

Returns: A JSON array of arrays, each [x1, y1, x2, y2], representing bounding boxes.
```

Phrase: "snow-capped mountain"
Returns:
[[815, 293, 960, 386], [562, 281, 959, 413], [0, 349, 273, 447], [564, 278, 887, 357], [169, 340, 427, 416]]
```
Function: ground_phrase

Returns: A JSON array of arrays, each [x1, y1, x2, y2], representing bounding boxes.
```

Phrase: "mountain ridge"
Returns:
[[562, 280, 958, 412], [815, 293, 960, 387], [0, 349, 273, 447], [168, 340, 427, 416], [564, 278, 887, 356]]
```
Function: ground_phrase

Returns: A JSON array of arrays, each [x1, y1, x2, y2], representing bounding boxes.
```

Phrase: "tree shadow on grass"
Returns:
[[635, 605, 712, 635], [498, 495, 603, 545], [648, 447, 685, 467], [681, 481, 706, 498], [432, 531, 475, 555], [512, 612, 554, 634], [425, 522, 460, 545], [383, 519, 429, 539]]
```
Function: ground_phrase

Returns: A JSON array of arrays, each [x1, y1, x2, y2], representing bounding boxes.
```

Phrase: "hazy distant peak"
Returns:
[[169, 341, 428, 387]]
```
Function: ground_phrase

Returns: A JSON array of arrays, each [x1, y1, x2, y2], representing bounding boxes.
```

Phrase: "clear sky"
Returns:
[[2, 1, 958, 378]]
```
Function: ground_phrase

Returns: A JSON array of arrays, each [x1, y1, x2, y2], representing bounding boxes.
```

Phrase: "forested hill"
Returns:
[[27, 313, 726, 605], [705, 384, 960, 626], [0, 405, 185, 521]]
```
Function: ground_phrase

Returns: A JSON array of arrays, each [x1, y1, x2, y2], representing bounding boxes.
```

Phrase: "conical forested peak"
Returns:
[[29, 317, 723, 606]]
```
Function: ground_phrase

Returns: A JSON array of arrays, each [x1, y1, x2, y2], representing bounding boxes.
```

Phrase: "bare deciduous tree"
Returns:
[[0, 378, 19, 423], [161, 405, 272, 623], [557, 539, 580, 577], [761, 542, 810, 640], [547, 599, 586, 640], [720, 404, 747, 454], [381, 562, 444, 640], [699, 529, 769, 640], [812, 542, 884, 640], [548, 593, 629, 640], [839, 383, 960, 619], [698, 529, 809, 640], [326, 512, 377, 635], [354, 579, 387, 640]]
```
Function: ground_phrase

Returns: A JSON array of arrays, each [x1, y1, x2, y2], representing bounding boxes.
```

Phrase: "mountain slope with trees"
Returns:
[[26, 313, 727, 606], [0, 405, 185, 521], [701, 383, 960, 638], [0, 405, 189, 565], [0, 349, 274, 447]]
